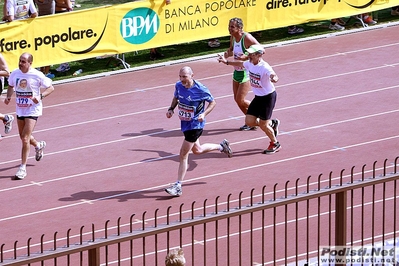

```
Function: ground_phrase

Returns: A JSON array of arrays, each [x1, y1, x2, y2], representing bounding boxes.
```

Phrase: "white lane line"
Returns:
[[37, 61, 399, 110], [1, 108, 399, 190], [1, 84, 398, 166], [0, 133, 398, 222]]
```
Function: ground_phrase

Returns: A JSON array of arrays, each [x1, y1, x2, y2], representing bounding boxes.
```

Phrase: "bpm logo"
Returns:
[[120, 7, 159, 44]]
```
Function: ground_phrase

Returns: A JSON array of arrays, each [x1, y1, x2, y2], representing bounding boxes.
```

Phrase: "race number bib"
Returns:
[[178, 103, 195, 121], [16, 91, 33, 107]]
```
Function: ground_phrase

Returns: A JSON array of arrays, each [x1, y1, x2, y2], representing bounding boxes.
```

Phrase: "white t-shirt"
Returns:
[[8, 68, 52, 117], [243, 59, 276, 96], [6, 0, 37, 20]]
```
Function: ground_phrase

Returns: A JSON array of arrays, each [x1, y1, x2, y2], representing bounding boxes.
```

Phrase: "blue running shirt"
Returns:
[[173, 80, 214, 132]]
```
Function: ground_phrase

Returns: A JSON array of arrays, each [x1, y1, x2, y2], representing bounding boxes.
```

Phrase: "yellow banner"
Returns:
[[0, 0, 397, 69]]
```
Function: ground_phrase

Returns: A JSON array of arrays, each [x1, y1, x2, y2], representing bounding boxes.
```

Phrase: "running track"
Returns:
[[1, 24, 399, 263]]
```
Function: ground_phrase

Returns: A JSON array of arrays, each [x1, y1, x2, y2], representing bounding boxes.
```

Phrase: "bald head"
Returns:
[[180, 66, 193, 75], [179, 66, 194, 88], [20, 52, 33, 63], [19, 52, 33, 73]]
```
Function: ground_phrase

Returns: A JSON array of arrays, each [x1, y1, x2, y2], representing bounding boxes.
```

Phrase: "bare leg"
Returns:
[[177, 139, 221, 182], [245, 115, 277, 143], [177, 140, 195, 182], [17, 118, 38, 165], [232, 80, 251, 115]]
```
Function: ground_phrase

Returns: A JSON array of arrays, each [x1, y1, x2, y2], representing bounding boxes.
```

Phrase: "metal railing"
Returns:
[[1, 157, 399, 265]]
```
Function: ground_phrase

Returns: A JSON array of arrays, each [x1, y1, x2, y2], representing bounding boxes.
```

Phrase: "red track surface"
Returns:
[[1, 25, 399, 263]]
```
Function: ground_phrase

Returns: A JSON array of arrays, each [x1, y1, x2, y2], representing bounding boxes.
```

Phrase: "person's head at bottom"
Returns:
[[165, 248, 186, 266]]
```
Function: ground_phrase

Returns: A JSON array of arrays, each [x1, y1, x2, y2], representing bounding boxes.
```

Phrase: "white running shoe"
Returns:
[[165, 183, 182, 196], [220, 139, 233, 158], [15, 167, 27, 180], [4, 114, 14, 134], [35, 141, 46, 161]]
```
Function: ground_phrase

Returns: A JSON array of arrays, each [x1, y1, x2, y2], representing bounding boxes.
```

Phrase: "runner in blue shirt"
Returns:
[[165, 66, 232, 196]]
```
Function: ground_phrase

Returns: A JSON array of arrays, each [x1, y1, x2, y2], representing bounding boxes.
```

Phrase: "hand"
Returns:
[[4, 98, 11, 105], [166, 109, 173, 118], [198, 113, 205, 122], [32, 95, 40, 104], [270, 74, 279, 83], [217, 54, 227, 64]]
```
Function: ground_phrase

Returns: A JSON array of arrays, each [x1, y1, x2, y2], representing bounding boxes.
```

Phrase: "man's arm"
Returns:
[[4, 0, 13, 21], [4, 85, 14, 105], [41, 85, 55, 99], [166, 97, 178, 118], [32, 85, 54, 104], [0, 54, 10, 78], [29, 0, 38, 18], [217, 54, 245, 68], [197, 99, 216, 122], [203, 100, 216, 116]]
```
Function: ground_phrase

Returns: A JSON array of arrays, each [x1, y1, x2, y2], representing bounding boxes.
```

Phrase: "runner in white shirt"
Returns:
[[218, 44, 282, 154], [4, 52, 54, 180]]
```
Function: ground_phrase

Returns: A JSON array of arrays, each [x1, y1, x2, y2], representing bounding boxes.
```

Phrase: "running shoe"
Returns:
[[271, 119, 280, 137], [56, 63, 70, 72], [220, 139, 233, 158], [4, 114, 14, 134], [165, 182, 182, 196], [208, 39, 220, 48], [288, 26, 304, 35], [239, 125, 257, 131], [263, 141, 281, 154], [35, 141, 46, 161], [363, 16, 377, 25], [329, 23, 345, 30], [15, 167, 27, 180]]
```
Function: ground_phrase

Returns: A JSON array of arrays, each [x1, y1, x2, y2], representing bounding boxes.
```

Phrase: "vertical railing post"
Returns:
[[335, 190, 347, 266], [88, 248, 100, 266]]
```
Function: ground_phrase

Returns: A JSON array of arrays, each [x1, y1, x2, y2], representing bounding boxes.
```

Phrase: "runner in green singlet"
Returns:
[[222, 17, 262, 131]]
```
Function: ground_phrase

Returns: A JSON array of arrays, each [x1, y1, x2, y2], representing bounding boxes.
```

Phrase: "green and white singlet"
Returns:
[[232, 34, 249, 84]]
